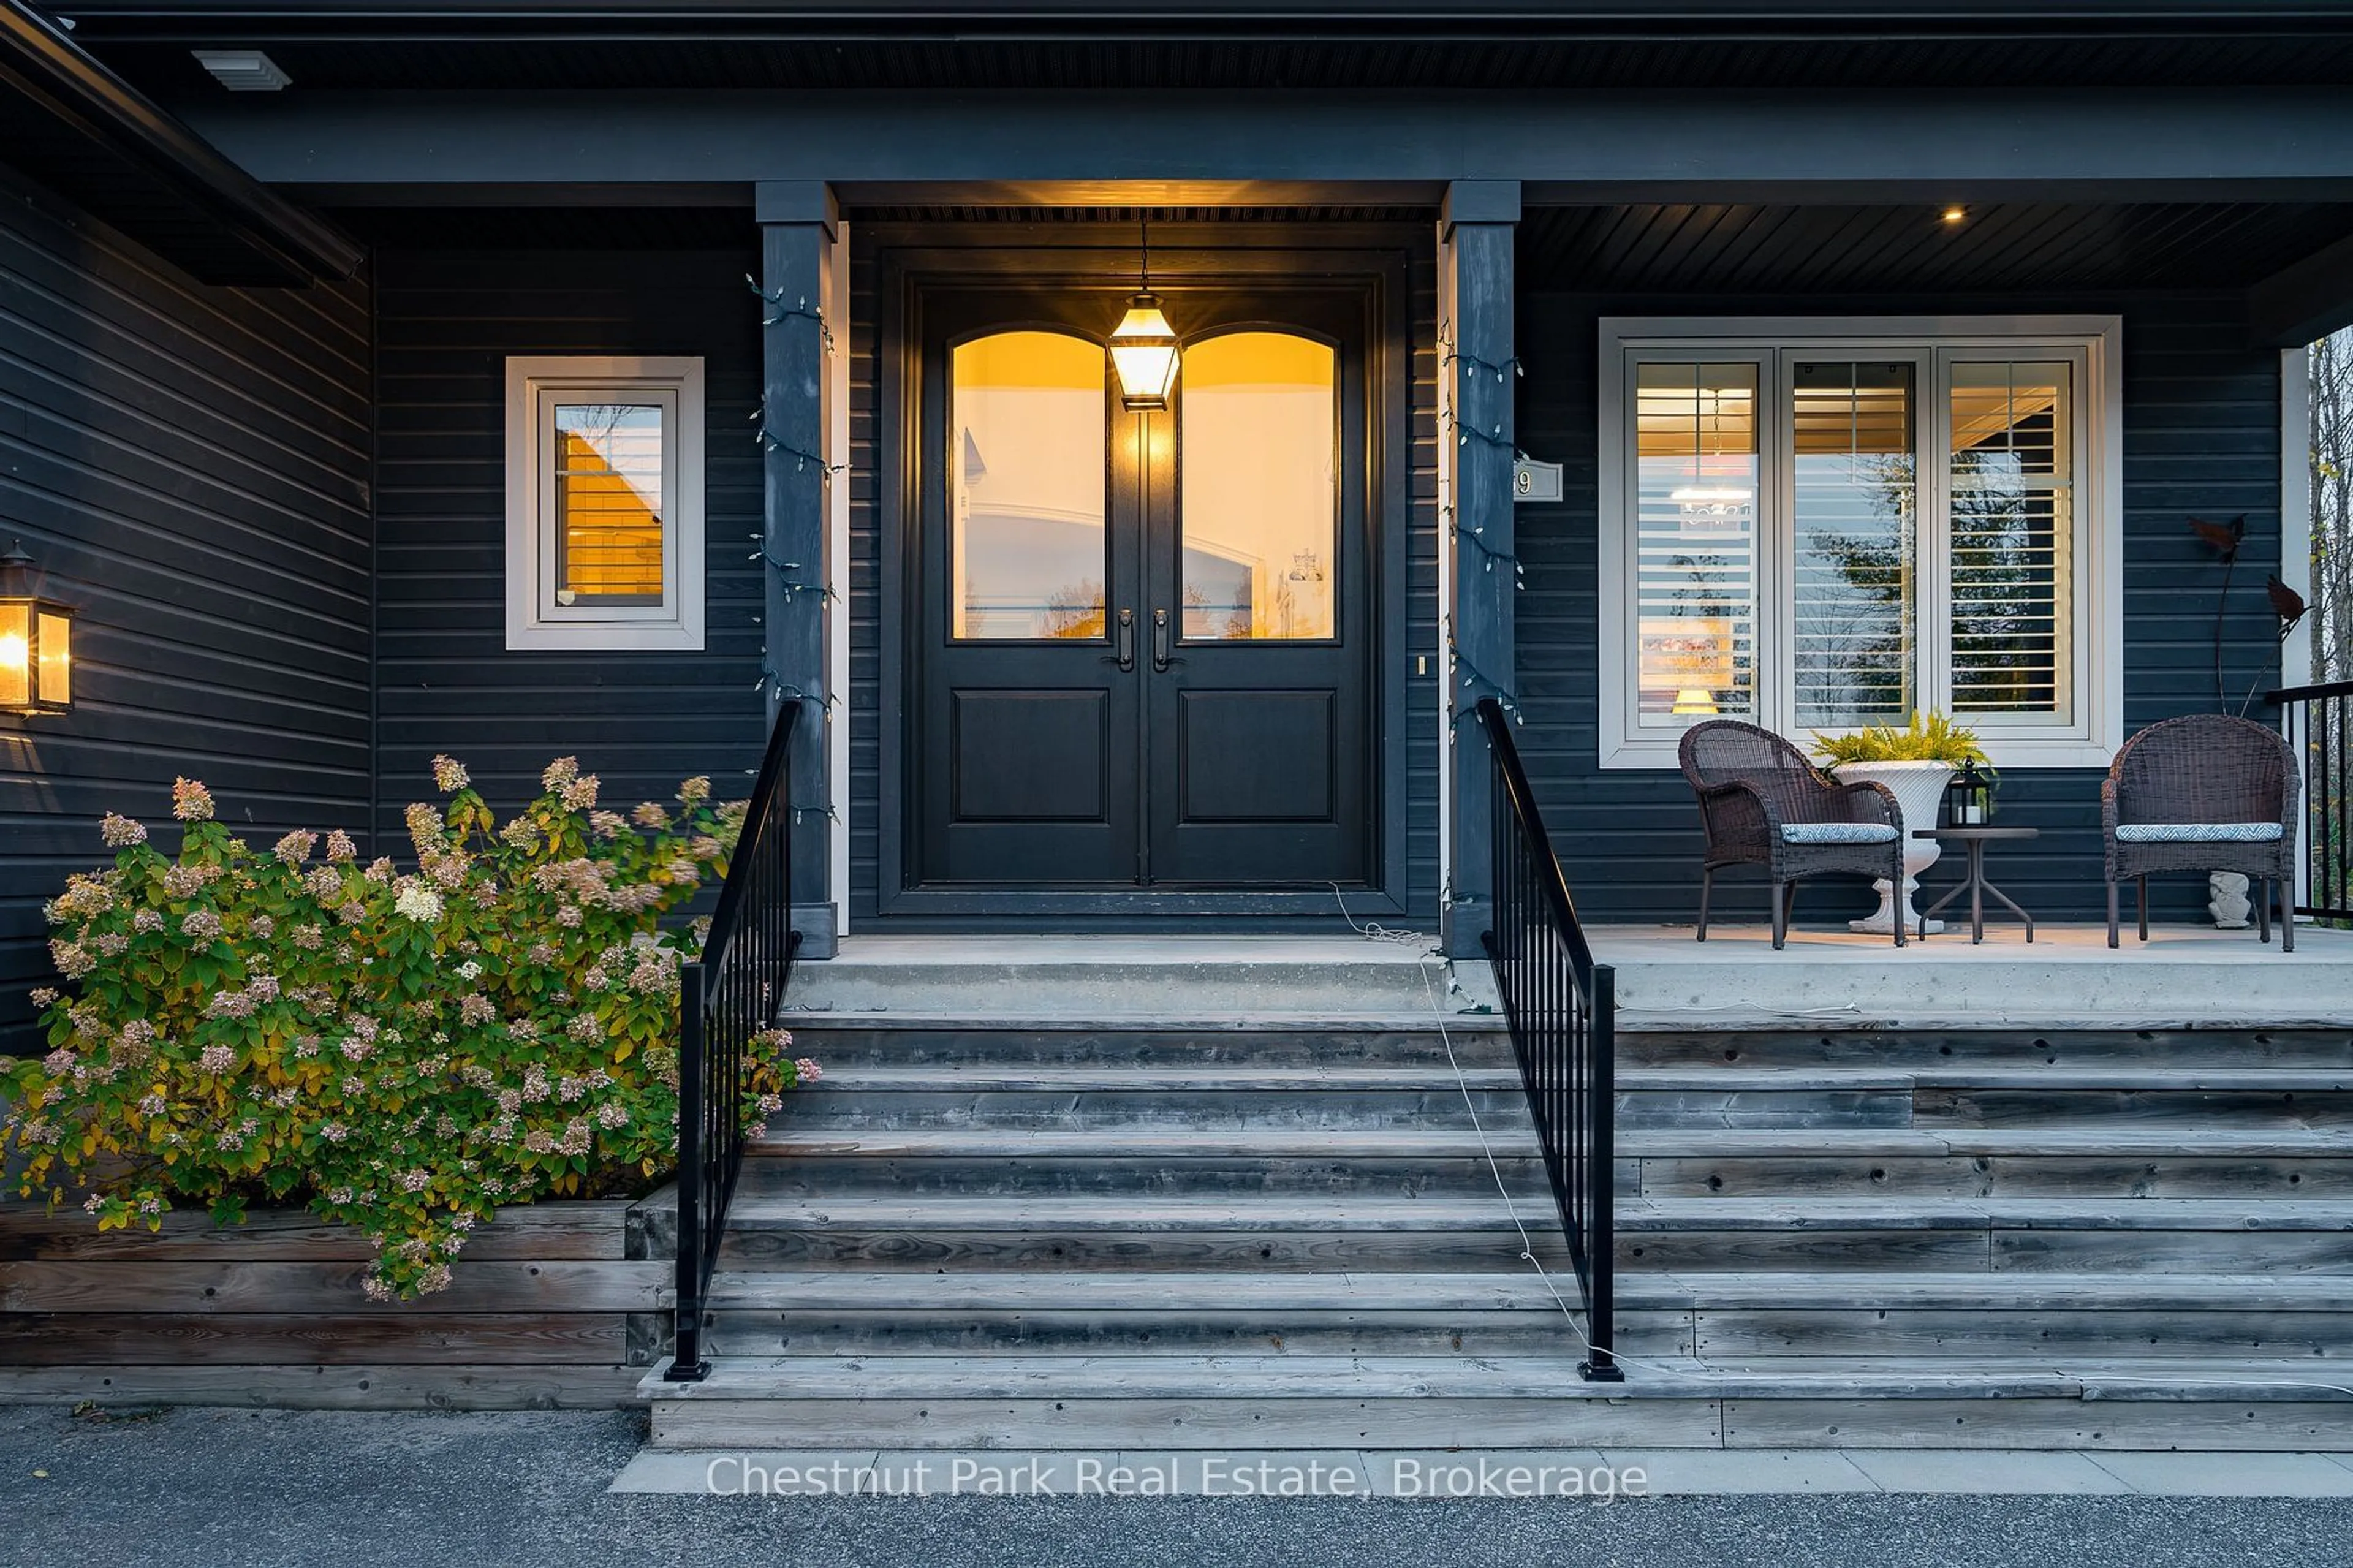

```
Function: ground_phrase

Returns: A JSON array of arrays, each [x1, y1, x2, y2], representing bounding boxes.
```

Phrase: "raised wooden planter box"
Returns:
[[0, 1191, 676, 1409]]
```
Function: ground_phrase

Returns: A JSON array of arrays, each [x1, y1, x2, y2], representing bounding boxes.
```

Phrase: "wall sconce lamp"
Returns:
[[1110, 217, 1180, 411], [0, 540, 74, 716]]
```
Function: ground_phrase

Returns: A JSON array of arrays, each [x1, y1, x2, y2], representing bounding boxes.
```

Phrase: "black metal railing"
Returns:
[[1474, 697, 1622, 1382], [2269, 678, 2353, 923], [665, 704, 805, 1381]]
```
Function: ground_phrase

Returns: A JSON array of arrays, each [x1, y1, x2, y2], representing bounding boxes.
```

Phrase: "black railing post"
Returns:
[[1472, 696, 1621, 1384], [665, 960, 711, 1382], [664, 705, 807, 1383], [1581, 963, 1622, 1382]]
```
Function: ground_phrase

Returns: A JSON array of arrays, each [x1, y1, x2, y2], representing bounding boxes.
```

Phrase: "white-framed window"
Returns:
[[1597, 316, 2123, 769], [504, 356, 705, 651]]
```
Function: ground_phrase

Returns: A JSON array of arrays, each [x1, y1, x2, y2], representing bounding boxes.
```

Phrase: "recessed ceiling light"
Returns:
[[192, 49, 290, 92], [1941, 205, 1968, 224]]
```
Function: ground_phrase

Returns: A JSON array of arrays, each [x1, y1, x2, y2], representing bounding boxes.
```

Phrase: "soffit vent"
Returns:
[[191, 50, 290, 92]]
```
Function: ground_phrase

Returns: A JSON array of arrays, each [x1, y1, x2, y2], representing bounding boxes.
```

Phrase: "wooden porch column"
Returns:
[[757, 180, 840, 956], [1441, 181, 1520, 959]]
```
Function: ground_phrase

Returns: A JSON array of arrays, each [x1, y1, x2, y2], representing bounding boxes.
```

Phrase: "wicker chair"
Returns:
[[2104, 714, 2300, 952], [1678, 720, 1909, 949]]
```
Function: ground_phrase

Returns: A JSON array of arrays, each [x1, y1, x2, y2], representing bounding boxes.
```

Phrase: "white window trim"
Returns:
[[1597, 314, 2123, 770], [504, 355, 706, 651]]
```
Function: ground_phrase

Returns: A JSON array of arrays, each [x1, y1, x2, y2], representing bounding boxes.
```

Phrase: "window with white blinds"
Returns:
[[1597, 319, 2118, 769], [1634, 363, 1759, 722], [1949, 362, 2071, 716], [504, 357, 707, 651], [1792, 361, 1916, 729]]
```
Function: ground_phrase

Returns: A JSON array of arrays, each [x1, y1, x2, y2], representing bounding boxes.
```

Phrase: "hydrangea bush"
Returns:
[[0, 757, 816, 1300]]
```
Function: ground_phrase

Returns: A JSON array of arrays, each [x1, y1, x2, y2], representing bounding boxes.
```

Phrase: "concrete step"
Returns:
[[780, 937, 1486, 1018], [643, 1352, 2353, 1450]]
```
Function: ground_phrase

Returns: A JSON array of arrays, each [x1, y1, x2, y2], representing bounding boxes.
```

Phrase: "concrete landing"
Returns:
[[784, 934, 1495, 1018], [611, 1446, 2353, 1496], [780, 925, 2352, 1031], [1590, 922, 2353, 1032]]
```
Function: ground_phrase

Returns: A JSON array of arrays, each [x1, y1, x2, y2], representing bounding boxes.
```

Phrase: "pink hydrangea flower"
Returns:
[[170, 778, 214, 822]]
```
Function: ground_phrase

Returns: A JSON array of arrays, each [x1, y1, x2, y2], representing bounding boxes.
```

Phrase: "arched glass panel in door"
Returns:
[[950, 331, 1108, 640], [1179, 331, 1338, 640]]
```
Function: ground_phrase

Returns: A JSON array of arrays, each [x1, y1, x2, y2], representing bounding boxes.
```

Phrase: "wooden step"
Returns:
[[1629, 1125, 2353, 1200], [1621, 1127, 2353, 1157], [1616, 1196, 2353, 1274], [713, 1194, 1570, 1271], [692, 1268, 1610, 1359], [672, 1011, 2353, 1453], [784, 1063, 1912, 1133], [737, 1149, 1548, 1199], [803, 1063, 2353, 1095], [748, 1126, 1545, 1159], [1624, 1028, 2353, 1072], [684, 1265, 2353, 1363], [782, 1015, 1512, 1072]]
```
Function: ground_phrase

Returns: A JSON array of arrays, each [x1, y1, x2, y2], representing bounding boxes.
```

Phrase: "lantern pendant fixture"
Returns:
[[1110, 216, 1179, 412], [0, 540, 72, 716]]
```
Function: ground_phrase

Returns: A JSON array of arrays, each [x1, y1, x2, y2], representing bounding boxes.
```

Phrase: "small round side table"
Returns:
[[1912, 827, 2039, 944]]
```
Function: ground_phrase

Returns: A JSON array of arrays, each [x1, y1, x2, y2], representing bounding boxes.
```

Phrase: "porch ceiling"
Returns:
[[53, 4, 2353, 96], [1521, 200, 2353, 295]]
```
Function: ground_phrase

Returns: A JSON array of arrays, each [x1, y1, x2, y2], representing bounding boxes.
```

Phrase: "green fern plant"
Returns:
[[1809, 710, 1989, 768]]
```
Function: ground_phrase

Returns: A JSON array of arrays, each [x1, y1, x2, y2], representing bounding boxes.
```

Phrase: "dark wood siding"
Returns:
[[0, 170, 371, 1056], [1515, 290, 2288, 925], [369, 246, 765, 850]]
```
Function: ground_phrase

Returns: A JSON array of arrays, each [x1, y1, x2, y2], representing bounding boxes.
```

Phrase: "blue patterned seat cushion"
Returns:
[[2115, 821, 2284, 843], [1779, 822, 1900, 844]]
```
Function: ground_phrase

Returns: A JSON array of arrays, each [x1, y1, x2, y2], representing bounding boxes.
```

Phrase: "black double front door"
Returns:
[[914, 282, 1375, 894]]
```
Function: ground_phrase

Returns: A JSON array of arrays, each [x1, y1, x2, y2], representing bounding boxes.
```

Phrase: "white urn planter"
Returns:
[[1828, 760, 1955, 937]]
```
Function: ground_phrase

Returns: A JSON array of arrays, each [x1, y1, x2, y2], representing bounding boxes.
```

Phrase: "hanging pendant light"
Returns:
[[1110, 216, 1179, 412]]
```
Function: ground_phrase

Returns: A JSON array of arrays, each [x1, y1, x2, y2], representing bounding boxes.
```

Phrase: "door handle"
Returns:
[[1152, 608, 1173, 673], [1114, 608, 1135, 672]]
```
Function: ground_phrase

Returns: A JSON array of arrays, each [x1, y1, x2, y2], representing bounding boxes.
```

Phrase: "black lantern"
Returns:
[[1943, 758, 1993, 827], [0, 540, 74, 716], [1109, 216, 1180, 412]]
